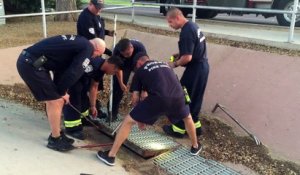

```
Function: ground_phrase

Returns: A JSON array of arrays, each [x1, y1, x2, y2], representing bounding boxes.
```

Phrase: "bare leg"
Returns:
[[109, 114, 136, 157], [183, 114, 198, 148], [45, 98, 65, 137]]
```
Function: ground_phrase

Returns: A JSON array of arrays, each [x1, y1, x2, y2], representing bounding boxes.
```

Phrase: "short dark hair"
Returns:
[[133, 52, 149, 68], [107, 56, 124, 69], [167, 7, 183, 18], [117, 38, 131, 52]]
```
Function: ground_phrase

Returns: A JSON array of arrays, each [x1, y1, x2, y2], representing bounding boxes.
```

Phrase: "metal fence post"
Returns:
[[192, 0, 196, 22], [288, 0, 299, 42], [131, 0, 135, 23], [41, 0, 47, 38]]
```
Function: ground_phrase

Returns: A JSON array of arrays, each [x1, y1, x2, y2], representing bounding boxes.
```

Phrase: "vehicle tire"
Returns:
[[196, 9, 218, 19], [160, 0, 180, 16], [276, 0, 300, 26], [180, 8, 190, 17]]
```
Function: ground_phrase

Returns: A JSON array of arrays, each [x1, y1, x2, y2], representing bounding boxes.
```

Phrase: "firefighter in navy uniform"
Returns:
[[87, 56, 124, 118], [163, 8, 210, 138], [16, 35, 105, 151], [97, 53, 203, 166], [111, 38, 147, 121], [77, 0, 114, 56], [63, 0, 114, 139]]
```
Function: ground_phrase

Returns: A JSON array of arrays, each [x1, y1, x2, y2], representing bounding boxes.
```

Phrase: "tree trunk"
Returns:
[[55, 0, 77, 21]]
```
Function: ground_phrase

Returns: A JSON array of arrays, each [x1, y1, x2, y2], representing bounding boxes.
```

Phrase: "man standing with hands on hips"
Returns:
[[163, 8, 210, 138]]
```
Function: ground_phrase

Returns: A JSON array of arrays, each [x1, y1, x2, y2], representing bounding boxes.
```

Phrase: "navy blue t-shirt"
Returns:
[[130, 60, 183, 98], [77, 8, 107, 40], [113, 40, 147, 71], [85, 57, 105, 83], [25, 35, 93, 96], [179, 21, 207, 66]]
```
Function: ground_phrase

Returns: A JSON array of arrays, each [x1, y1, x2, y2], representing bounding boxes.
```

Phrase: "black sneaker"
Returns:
[[97, 150, 115, 166], [47, 135, 75, 152], [48, 131, 74, 144], [190, 142, 202, 156], [66, 130, 86, 140], [162, 125, 184, 138]]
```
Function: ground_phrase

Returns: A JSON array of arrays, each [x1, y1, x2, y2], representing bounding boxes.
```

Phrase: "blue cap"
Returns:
[[91, 0, 104, 9]]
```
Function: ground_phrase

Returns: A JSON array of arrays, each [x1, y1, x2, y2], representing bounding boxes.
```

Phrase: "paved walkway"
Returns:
[[0, 99, 130, 175]]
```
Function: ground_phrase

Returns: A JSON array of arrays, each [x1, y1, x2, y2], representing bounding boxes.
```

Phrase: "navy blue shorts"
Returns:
[[16, 55, 61, 101], [130, 96, 190, 125]]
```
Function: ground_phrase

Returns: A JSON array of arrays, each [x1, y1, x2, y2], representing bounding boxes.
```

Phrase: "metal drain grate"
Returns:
[[127, 128, 179, 150], [94, 110, 179, 157], [154, 147, 241, 175]]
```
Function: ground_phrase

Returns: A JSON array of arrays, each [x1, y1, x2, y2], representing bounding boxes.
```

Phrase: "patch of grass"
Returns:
[[105, 0, 132, 6]]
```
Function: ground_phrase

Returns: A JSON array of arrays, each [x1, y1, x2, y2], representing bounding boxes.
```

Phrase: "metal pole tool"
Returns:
[[212, 103, 261, 145], [108, 14, 118, 127], [76, 143, 113, 149]]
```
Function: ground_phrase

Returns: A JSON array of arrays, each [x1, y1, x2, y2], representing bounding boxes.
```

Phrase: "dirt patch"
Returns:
[[1, 16, 300, 57], [1, 83, 299, 175]]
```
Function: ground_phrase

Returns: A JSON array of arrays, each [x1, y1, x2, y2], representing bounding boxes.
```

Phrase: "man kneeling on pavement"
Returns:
[[97, 52, 203, 166]]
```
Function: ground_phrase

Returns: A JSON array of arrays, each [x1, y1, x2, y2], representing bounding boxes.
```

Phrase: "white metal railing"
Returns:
[[132, 0, 299, 42], [0, 0, 131, 38], [0, 0, 298, 42]]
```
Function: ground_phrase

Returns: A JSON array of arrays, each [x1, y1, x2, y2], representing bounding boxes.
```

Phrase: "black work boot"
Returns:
[[47, 135, 75, 152], [162, 125, 184, 138], [66, 130, 86, 140]]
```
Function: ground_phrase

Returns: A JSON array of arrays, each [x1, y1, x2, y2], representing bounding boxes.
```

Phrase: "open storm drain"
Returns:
[[96, 116, 180, 158]]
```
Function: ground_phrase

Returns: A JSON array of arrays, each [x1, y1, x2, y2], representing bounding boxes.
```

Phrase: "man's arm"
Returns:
[[169, 29, 195, 68], [131, 91, 140, 106], [169, 54, 192, 68], [130, 73, 142, 106], [116, 70, 128, 92], [89, 79, 99, 117], [105, 29, 115, 37], [140, 90, 148, 101], [104, 48, 112, 56]]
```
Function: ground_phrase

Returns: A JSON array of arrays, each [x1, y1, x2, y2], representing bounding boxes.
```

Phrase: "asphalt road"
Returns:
[[105, 6, 279, 26]]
